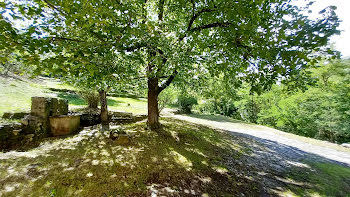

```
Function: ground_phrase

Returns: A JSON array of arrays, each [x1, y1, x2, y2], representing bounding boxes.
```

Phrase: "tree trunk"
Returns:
[[147, 77, 161, 129], [99, 90, 109, 131]]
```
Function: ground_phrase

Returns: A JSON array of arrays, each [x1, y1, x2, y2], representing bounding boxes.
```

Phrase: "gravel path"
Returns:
[[170, 114, 350, 166]]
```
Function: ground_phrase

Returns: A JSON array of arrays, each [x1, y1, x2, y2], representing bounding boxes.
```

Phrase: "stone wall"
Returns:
[[0, 97, 69, 151], [25, 97, 69, 137], [2, 112, 29, 119]]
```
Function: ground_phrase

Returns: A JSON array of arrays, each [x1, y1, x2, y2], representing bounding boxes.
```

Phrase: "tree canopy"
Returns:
[[1, 0, 340, 129]]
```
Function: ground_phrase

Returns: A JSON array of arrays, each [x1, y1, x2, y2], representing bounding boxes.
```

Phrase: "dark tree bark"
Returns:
[[147, 70, 178, 130], [99, 89, 109, 130], [147, 77, 161, 129]]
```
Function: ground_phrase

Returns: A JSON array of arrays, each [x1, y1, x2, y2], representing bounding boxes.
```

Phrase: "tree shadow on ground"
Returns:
[[220, 131, 350, 197], [0, 118, 349, 196]]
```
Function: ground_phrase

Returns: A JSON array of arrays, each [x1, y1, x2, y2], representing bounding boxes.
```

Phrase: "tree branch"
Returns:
[[158, 0, 165, 21], [187, 8, 215, 31], [43, 0, 58, 11], [51, 37, 86, 43], [157, 70, 178, 94], [89, 30, 107, 43], [190, 22, 231, 32], [43, 0, 67, 16], [178, 7, 217, 41]]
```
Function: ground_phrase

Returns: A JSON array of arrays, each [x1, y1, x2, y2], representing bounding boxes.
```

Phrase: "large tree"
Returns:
[[2, 0, 340, 129]]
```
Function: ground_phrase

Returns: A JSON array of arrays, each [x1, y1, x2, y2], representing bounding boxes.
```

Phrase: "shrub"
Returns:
[[197, 98, 240, 118], [78, 90, 100, 109], [177, 94, 198, 113]]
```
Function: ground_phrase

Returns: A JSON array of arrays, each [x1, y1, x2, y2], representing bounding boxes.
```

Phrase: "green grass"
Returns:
[[107, 97, 147, 114], [57, 93, 147, 114], [0, 75, 148, 117], [284, 161, 350, 197], [0, 76, 47, 116], [0, 118, 256, 196]]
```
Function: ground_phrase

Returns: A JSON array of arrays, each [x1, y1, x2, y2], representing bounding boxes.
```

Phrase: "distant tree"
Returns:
[[1, 0, 340, 130]]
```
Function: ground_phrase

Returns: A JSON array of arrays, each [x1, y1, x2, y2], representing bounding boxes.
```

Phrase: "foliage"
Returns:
[[108, 78, 148, 98], [193, 74, 239, 118], [256, 60, 350, 143], [158, 86, 178, 113], [197, 97, 237, 117], [0, 50, 33, 75], [193, 60, 350, 143], [0, 0, 341, 128], [177, 94, 198, 114], [77, 90, 99, 109]]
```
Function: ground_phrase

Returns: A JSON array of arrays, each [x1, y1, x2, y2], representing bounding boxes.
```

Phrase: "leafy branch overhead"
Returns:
[[1, 0, 341, 128], [2, 0, 340, 82]]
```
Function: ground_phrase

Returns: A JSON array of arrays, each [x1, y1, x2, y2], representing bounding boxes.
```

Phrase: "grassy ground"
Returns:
[[0, 118, 258, 196], [284, 161, 350, 197], [0, 75, 147, 117], [1, 118, 349, 196], [0, 75, 48, 115]]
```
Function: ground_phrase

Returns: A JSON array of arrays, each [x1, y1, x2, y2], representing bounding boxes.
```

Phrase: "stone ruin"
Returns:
[[23, 97, 69, 137], [0, 97, 73, 151], [0, 96, 147, 151]]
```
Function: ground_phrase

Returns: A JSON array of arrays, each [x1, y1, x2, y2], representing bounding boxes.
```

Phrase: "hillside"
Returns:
[[0, 74, 147, 117]]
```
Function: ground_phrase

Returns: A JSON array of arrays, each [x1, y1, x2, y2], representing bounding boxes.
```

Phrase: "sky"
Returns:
[[300, 0, 350, 58]]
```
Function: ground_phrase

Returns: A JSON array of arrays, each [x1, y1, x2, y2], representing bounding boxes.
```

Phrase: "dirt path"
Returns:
[[169, 113, 350, 166], [165, 113, 350, 195]]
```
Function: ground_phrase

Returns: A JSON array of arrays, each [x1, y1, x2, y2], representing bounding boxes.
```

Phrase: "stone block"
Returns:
[[25, 134, 35, 142], [80, 113, 101, 126], [2, 112, 30, 119], [21, 116, 29, 126], [27, 115, 47, 133], [12, 129, 21, 136], [50, 98, 59, 116], [49, 115, 80, 136], [50, 98, 68, 116], [109, 111, 133, 123], [58, 99, 69, 115], [0, 122, 24, 150], [134, 114, 147, 122], [31, 97, 51, 118]]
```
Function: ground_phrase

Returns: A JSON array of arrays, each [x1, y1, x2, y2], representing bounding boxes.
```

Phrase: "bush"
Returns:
[[177, 94, 198, 113], [197, 98, 240, 118], [78, 90, 100, 109]]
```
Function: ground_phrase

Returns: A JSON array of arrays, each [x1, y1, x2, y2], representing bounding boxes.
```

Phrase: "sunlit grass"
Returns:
[[0, 76, 47, 116], [108, 97, 147, 114], [0, 75, 147, 118], [283, 161, 350, 197]]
